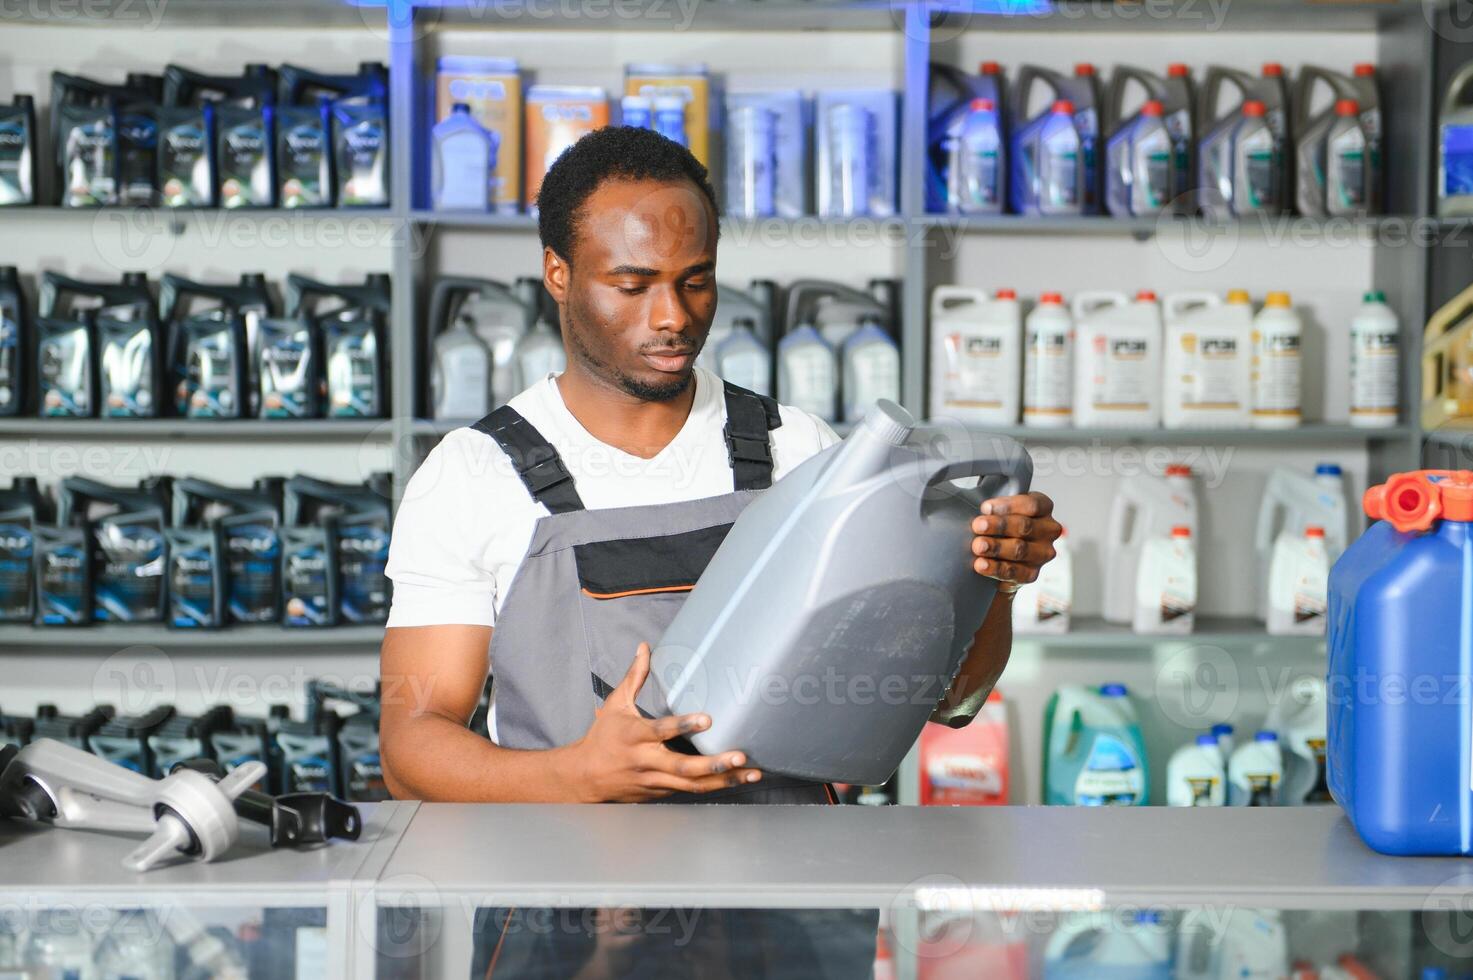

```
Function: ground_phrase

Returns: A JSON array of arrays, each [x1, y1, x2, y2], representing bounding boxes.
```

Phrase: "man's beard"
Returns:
[[563, 303, 695, 403]]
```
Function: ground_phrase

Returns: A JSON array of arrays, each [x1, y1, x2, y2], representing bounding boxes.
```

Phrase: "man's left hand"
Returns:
[[971, 491, 1062, 592]]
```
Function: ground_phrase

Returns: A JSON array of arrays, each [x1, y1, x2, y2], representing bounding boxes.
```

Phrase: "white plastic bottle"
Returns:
[[1103, 465, 1198, 625], [1349, 290, 1399, 428], [842, 316, 901, 422], [1072, 289, 1163, 428], [696, 320, 732, 376], [1251, 291, 1302, 429], [1162, 289, 1253, 429], [778, 322, 839, 423], [927, 286, 1021, 425], [432, 102, 496, 212], [1228, 731, 1283, 806], [1166, 733, 1227, 806], [1012, 525, 1072, 634], [1129, 99, 1174, 215], [1254, 463, 1348, 621], [715, 320, 772, 397], [1045, 911, 1172, 977], [1133, 525, 1197, 635], [1276, 675, 1331, 806], [1022, 292, 1073, 428], [949, 98, 1004, 215], [1266, 525, 1329, 636], [430, 314, 494, 419], [510, 318, 567, 393], [1176, 908, 1290, 980]]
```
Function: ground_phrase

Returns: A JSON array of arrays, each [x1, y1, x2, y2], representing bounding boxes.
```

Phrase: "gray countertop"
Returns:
[[375, 804, 1473, 911], [5, 802, 1473, 911]]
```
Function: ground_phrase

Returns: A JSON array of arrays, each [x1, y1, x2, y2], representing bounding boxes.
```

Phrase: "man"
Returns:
[[381, 124, 1061, 805], [380, 124, 1060, 976]]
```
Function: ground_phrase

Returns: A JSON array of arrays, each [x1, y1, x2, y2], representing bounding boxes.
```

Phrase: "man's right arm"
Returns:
[[379, 624, 591, 802], [379, 628, 763, 803]]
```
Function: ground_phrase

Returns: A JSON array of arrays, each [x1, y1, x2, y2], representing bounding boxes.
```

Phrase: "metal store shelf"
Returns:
[[0, 419, 393, 439], [0, 624, 387, 649], [412, 416, 857, 437], [918, 213, 1423, 238], [972, 424, 1415, 445], [927, 0, 1409, 33], [1016, 616, 1324, 650], [415, 0, 904, 31], [6, 0, 389, 27], [410, 210, 537, 230], [412, 210, 912, 236], [2, 207, 400, 220]]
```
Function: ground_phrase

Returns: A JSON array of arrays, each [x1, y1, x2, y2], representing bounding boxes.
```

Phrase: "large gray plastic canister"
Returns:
[[652, 400, 1033, 786]]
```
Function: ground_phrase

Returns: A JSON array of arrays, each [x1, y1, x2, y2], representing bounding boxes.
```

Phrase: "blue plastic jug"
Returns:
[[1328, 469, 1473, 855]]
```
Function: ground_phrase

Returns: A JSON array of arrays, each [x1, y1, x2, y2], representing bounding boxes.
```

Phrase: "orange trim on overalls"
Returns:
[[580, 584, 696, 599], [483, 907, 515, 979]]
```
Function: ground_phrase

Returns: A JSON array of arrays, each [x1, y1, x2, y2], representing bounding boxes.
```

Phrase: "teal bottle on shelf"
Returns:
[[1043, 683, 1150, 805]]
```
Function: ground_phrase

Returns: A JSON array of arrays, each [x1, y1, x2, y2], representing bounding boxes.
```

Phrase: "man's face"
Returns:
[[547, 176, 718, 402]]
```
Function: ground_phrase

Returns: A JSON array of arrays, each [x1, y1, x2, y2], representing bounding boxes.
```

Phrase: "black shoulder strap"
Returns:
[[722, 381, 783, 492], [471, 406, 585, 514]]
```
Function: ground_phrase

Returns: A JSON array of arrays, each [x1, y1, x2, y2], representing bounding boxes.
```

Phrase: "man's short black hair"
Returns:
[[535, 125, 721, 263]]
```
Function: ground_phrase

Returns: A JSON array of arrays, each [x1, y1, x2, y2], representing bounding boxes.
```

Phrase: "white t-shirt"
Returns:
[[385, 367, 841, 628]]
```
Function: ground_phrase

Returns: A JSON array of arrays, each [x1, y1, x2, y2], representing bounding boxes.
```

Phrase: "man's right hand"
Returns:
[[564, 642, 763, 803]]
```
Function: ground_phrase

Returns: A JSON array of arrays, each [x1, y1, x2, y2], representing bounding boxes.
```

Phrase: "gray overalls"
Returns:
[[465, 380, 879, 978], [472, 378, 831, 805]]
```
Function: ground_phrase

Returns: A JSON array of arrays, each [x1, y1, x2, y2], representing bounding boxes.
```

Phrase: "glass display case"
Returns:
[[0, 801, 415, 978], [9, 802, 1473, 977]]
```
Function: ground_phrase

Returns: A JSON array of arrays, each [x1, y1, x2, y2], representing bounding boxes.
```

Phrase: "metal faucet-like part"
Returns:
[[0, 737, 265, 872]]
